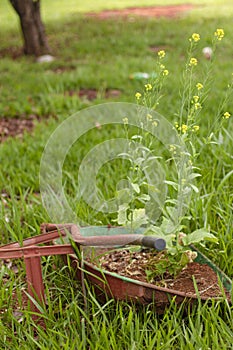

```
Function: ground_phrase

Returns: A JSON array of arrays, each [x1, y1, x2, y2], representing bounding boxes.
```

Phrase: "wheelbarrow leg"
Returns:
[[24, 255, 45, 316]]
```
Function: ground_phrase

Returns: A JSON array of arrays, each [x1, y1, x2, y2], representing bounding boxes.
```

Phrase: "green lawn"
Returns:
[[0, 1, 232, 348]]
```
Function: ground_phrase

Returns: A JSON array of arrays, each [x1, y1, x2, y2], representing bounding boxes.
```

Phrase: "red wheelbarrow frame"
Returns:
[[0, 224, 75, 315], [0, 223, 166, 318]]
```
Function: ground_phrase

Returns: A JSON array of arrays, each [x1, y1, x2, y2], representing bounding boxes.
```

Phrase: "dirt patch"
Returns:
[[0, 115, 39, 143], [0, 46, 24, 60], [67, 88, 121, 101], [0, 88, 120, 142], [92, 249, 230, 299], [86, 4, 195, 19]]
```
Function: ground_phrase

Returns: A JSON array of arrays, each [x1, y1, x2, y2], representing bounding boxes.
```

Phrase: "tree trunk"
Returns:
[[9, 0, 50, 56]]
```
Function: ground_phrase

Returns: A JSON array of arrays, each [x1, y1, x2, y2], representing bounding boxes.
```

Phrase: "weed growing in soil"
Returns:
[[115, 28, 232, 278]]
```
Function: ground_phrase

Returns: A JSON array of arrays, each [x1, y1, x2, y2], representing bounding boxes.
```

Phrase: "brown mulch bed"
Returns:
[[86, 4, 195, 19], [0, 115, 40, 143], [92, 249, 230, 299]]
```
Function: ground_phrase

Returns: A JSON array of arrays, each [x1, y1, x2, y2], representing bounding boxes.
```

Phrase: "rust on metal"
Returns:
[[1, 229, 67, 249], [24, 255, 45, 313], [0, 223, 168, 322], [0, 244, 74, 259], [0, 225, 78, 322], [41, 222, 74, 233]]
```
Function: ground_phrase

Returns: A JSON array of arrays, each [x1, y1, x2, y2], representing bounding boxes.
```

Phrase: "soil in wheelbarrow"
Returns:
[[88, 249, 230, 299]]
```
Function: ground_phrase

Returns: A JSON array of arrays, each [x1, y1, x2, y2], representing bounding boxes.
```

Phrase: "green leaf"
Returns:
[[117, 204, 129, 225], [137, 194, 150, 202], [188, 173, 202, 180], [144, 226, 163, 236], [160, 216, 176, 234], [131, 135, 143, 140], [131, 183, 140, 193], [135, 157, 145, 166], [164, 180, 178, 190], [179, 252, 190, 268], [116, 188, 132, 203], [147, 156, 162, 161], [189, 184, 199, 193], [181, 228, 218, 246], [128, 208, 148, 229]]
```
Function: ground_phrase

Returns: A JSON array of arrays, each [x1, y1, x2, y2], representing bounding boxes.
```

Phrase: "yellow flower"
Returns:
[[160, 64, 165, 69], [169, 145, 176, 154], [122, 117, 128, 124], [163, 69, 169, 76], [145, 83, 152, 91], [135, 92, 142, 100], [152, 121, 158, 127], [181, 124, 188, 133], [190, 33, 200, 42], [147, 114, 153, 121], [174, 122, 179, 129], [196, 82, 203, 90], [194, 102, 202, 110], [193, 95, 199, 103], [223, 112, 231, 119], [214, 28, 224, 41], [158, 50, 165, 58], [189, 57, 198, 66], [193, 125, 200, 132]]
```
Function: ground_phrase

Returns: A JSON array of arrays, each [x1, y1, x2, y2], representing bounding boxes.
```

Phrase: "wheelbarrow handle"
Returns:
[[76, 235, 166, 251], [70, 226, 166, 251], [39, 224, 166, 251], [141, 236, 166, 251]]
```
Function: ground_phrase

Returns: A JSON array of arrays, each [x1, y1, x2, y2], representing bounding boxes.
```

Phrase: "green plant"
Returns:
[[115, 28, 232, 278]]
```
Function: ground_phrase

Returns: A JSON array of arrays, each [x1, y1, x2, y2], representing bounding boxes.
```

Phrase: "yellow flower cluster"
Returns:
[[175, 122, 191, 134], [196, 82, 203, 90], [194, 102, 202, 110], [135, 92, 142, 100], [192, 125, 200, 132], [189, 57, 198, 66], [147, 114, 153, 121], [193, 95, 199, 103], [169, 145, 177, 154], [190, 33, 200, 42], [145, 83, 152, 91], [181, 124, 188, 133], [158, 50, 165, 58], [223, 112, 231, 119], [214, 28, 224, 41], [122, 117, 128, 124], [159, 63, 169, 76]]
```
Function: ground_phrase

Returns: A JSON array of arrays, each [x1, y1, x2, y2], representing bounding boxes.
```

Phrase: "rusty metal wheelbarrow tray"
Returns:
[[59, 226, 232, 313], [0, 223, 165, 315], [0, 224, 231, 317]]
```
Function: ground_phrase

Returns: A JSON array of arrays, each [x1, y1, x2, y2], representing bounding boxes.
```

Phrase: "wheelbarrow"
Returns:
[[0, 223, 166, 318], [52, 225, 232, 314], [1, 224, 231, 318]]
